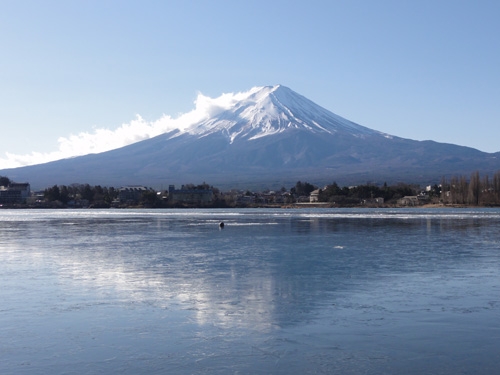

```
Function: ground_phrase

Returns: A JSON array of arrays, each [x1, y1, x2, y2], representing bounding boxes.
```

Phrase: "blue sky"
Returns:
[[1, 0, 499, 168]]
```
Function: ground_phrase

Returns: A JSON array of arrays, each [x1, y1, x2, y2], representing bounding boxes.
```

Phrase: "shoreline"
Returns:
[[2, 202, 499, 210]]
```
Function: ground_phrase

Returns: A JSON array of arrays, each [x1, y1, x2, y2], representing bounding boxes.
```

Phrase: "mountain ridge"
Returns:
[[1, 85, 499, 190], [181, 85, 385, 142]]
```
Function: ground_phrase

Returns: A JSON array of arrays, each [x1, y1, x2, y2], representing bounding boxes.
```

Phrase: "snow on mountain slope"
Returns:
[[3, 84, 499, 190], [174, 85, 386, 143]]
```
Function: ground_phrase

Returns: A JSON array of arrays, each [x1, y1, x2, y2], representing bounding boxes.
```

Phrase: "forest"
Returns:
[[291, 171, 500, 206], [440, 171, 500, 206], [3, 170, 500, 207]]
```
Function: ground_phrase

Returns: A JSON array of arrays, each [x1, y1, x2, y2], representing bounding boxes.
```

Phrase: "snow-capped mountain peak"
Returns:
[[4, 84, 498, 190], [178, 85, 383, 143]]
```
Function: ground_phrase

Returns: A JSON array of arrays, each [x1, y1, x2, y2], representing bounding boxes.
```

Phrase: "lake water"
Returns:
[[1, 208, 499, 374]]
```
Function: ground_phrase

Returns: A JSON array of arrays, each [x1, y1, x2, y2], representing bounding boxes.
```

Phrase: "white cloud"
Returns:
[[0, 87, 259, 170]]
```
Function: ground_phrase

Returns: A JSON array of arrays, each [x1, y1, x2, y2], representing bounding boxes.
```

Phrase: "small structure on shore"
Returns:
[[168, 185, 213, 205]]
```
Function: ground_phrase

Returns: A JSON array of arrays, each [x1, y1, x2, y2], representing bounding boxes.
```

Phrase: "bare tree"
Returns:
[[468, 171, 480, 206], [440, 176, 449, 204], [481, 174, 491, 205], [493, 171, 500, 204]]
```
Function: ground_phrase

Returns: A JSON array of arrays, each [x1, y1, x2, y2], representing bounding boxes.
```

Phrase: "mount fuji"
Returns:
[[2, 85, 500, 189]]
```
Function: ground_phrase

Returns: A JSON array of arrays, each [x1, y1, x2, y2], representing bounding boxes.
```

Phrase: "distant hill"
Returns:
[[2, 85, 499, 190]]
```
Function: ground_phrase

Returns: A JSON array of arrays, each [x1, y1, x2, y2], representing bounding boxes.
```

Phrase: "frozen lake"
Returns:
[[1, 208, 499, 374]]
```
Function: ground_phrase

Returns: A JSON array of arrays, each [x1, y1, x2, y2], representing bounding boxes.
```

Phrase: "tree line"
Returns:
[[290, 180, 418, 205], [4, 171, 500, 208], [294, 170, 500, 206], [440, 171, 500, 206], [44, 184, 119, 207], [317, 182, 417, 205], [0, 176, 12, 187]]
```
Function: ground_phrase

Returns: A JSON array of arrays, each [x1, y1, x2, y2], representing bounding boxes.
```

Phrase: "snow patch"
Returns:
[[177, 84, 385, 144]]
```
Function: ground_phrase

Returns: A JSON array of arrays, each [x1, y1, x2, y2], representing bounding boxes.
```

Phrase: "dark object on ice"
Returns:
[[219, 222, 224, 229]]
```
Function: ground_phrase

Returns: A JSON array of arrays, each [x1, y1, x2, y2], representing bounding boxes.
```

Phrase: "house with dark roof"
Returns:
[[118, 186, 149, 204]]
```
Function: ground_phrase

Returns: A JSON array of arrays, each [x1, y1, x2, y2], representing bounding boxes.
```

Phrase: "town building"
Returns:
[[309, 189, 320, 202], [0, 182, 31, 204], [397, 196, 419, 206], [118, 186, 149, 203], [168, 185, 213, 204]]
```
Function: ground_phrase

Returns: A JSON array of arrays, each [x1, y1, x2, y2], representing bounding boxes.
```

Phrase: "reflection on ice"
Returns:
[[1, 208, 500, 374]]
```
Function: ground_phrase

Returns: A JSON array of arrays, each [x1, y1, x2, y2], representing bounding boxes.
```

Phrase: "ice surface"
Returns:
[[1, 208, 499, 374]]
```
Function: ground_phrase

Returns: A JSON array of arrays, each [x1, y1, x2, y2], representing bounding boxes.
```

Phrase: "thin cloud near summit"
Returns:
[[0, 88, 255, 170]]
